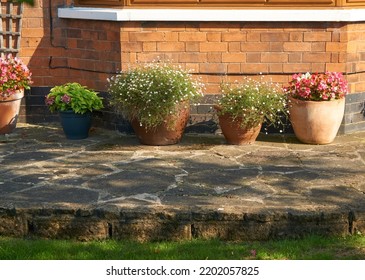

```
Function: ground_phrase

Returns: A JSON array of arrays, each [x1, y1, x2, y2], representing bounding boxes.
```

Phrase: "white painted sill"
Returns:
[[58, 7, 365, 22]]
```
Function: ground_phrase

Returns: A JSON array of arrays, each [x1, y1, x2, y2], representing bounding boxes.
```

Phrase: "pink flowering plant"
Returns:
[[45, 82, 103, 114], [0, 54, 32, 100], [284, 72, 348, 101]]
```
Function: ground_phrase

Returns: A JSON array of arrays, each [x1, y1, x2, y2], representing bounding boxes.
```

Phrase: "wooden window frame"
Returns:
[[74, 0, 365, 7]]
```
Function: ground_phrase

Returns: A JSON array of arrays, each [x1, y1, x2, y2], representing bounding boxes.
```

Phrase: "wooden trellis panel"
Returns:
[[0, 0, 23, 56]]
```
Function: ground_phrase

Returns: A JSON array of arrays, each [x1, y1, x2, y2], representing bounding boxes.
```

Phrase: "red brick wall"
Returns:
[[119, 21, 353, 95], [20, 0, 120, 92], [17, 0, 365, 132], [19, 1, 364, 94]]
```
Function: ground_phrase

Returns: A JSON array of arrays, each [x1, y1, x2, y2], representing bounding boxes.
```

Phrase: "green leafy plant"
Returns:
[[45, 83, 103, 114], [217, 77, 288, 129], [107, 62, 204, 129]]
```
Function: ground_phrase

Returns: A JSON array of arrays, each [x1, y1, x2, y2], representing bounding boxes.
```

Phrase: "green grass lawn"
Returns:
[[1, 235, 364, 260]]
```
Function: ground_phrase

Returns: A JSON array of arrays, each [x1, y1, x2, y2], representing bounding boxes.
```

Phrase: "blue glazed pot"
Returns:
[[59, 110, 92, 140]]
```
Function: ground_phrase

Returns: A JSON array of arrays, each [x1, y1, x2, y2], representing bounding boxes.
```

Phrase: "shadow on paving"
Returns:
[[1, 123, 365, 241]]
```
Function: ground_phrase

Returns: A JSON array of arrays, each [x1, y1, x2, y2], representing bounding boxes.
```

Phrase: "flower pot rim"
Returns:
[[59, 110, 91, 115], [0, 90, 24, 102], [288, 95, 345, 103]]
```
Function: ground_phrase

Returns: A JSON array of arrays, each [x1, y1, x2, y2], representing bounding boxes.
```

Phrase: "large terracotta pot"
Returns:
[[0, 90, 24, 135], [288, 96, 345, 144], [130, 105, 190, 145], [215, 106, 262, 145]]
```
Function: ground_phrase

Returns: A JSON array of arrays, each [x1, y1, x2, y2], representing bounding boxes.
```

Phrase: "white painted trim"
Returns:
[[58, 7, 365, 22]]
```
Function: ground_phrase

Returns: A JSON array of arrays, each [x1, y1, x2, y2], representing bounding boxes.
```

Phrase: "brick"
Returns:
[[143, 42, 157, 52], [186, 42, 200, 52], [283, 42, 311, 52], [106, 30, 120, 41], [200, 42, 228, 52], [94, 41, 114, 52], [163, 32, 179, 42], [326, 63, 347, 73], [206, 33, 222, 42], [24, 28, 45, 38], [326, 42, 347, 52], [24, 18, 42, 28], [227, 64, 241, 74], [200, 63, 227, 74], [157, 42, 185, 52], [136, 53, 161, 63], [269, 64, 283, 73], [120, 32, 129, 42], [229, 42, 241, 52], [355, 62, 365, 72], [311, 63, 326, 73], [241, 42, 270, 52], [355, 82, 365, 92], [129, 32, 165, 42], [179, 53, 207, 63], [261, 32, 289, 42], [121, 42, 143, 52], [261, 53, 288, 63], [222, 32, 246, 42], [303, 53, 331, 63], [283, 63, 311, 73], [179, 32, 206, 42], [290, 32, 303, 42], [304, 32, 332, 42], [222, 53, 246, 63], [247, 33, 260, 42], [207, 53, 222, 63], [241, 63, 269, 74], [331, 53, 339, 63], [246, 53, 261, 63], [311, 42, 326, 52]]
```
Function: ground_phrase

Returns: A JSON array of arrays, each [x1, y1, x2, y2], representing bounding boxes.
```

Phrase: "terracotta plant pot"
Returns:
[[215, 106, 262, 145], [288, 96, 345, 144], [130, 105, 190, 145], [0, 90, 24, 135]]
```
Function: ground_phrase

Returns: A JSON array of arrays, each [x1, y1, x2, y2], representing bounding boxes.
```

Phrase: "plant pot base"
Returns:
[[130, 107, 190, 146], [0, 91, 24, 135], [59, 111, 92, 140], [218, 113, 262, 145], [289, 96, 345, 145]]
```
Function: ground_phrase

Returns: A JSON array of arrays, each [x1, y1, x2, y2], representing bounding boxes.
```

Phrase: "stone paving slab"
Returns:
[[1, 123, 365, 241]]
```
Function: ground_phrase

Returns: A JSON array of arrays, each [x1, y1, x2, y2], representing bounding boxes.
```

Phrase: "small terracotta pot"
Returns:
[[288, 96, 345, 144], [215, 105, 262, 145], [0, 90, 24, 135], [130, 105, 190, 146]]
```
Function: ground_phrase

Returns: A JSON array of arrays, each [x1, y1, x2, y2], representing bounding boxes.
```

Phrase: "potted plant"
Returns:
[[284, 72, 348, 144], [0, 54, 32, 135], [45, 82, 104, 140], [215, 77, 288, 145], [107, 62, 204, 145]]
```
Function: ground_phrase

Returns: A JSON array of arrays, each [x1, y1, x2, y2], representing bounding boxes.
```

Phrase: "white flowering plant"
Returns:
[[107, 62, 204, 129], [217, 77, 288, 129]]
